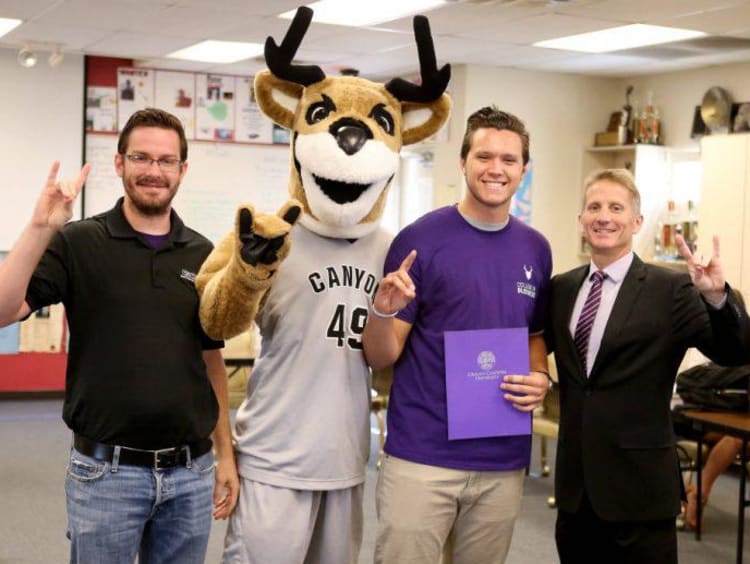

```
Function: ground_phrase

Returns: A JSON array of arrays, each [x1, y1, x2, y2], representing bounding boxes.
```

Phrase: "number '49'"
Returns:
[[326, 304, 368, 350]]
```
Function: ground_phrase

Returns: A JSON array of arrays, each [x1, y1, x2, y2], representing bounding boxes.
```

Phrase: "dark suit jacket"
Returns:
[[546, 255, 750, 521]]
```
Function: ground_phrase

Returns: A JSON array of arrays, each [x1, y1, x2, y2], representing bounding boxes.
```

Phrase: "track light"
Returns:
[[17, 46, 37, 68], [48, 48, 64, 68]]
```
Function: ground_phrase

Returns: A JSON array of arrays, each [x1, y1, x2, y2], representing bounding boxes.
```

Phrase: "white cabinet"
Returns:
[[699, 134, 750, 298], [580, 144, 669, 259]]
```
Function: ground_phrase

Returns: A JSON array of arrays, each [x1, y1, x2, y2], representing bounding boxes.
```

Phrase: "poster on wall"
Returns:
[[117, 68, 155, 131], [235, 76, 274, 144], [86, 86, 117, 132], [510, 159, 533, 224], [195, 74, 236, 141], [155, 70, 196, 138]]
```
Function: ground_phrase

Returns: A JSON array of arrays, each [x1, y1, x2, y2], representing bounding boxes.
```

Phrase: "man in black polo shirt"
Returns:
[[0, 108, 239, 563]]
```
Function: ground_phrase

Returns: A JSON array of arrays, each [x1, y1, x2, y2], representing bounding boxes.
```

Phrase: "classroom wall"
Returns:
[[0, 47, 84, 251], [430, 64, 623, 273]]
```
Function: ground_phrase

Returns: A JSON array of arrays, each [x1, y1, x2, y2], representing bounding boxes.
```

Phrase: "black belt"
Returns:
[[74, 434, 212, 470]]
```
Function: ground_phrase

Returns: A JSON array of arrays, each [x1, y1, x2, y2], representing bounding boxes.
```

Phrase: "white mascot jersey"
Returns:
[[233, 223, 391, 489]]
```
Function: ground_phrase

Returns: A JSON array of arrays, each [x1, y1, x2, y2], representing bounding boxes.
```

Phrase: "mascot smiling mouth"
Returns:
[[313, 174, 370, 204]]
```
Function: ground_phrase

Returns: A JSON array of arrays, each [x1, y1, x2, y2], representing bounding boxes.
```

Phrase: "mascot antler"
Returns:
[[265, 7, 449, 103], [264, 6, 325, 86], [386, 15, 451, 103]]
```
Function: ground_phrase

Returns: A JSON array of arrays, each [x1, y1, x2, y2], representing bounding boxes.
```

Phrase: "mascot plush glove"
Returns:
[[197, 200, 301, 339]]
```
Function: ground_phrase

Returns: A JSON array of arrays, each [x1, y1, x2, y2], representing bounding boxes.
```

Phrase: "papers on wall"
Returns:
[[86, 87, 117, 132], [235, 76, 274, 144], [155, 70, 196, 138], [195, 74, 236, 141], [112, 67, 285, 145], [117, 68, 154, 131]]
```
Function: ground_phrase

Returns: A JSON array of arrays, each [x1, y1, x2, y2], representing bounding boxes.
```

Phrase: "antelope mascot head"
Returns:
[[197, 6, 451, 339]]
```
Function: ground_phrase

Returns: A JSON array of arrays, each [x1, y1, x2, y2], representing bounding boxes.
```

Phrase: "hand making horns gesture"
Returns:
[[32, 161, 91, 230], [676, 233, 726, 304]]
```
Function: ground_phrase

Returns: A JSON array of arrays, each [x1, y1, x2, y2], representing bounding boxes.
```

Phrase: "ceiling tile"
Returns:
[[467, 13, 618, 44], [557, 0, 746, 22], [653, 4, 750, 35], [1, 0, 750, 79]]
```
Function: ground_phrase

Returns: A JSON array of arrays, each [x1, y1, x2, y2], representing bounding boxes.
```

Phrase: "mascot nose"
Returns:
[[330, 118, 372, 156]]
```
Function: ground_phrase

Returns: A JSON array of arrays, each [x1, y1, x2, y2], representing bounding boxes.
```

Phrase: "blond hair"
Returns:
[[582, 168, 641, 215]]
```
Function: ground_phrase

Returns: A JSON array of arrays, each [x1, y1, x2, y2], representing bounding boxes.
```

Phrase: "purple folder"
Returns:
[[444, 327, 531, 440]]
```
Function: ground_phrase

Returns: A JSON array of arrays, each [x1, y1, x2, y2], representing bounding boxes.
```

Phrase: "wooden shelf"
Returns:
[[587, 144, 666, 152], [587, 144, 636, 152]]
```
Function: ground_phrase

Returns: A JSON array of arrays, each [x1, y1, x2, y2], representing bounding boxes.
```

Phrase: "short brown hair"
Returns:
[[582, 168, 641, 215], [460, 106, 530, 165], [117, 108, 188, 161]]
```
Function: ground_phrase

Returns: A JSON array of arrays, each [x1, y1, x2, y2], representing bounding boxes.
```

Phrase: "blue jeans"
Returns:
[[65, 447, 215, 564]]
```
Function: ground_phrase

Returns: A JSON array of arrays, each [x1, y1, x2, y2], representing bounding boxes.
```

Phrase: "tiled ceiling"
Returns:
[[1, 0, 750, 79]]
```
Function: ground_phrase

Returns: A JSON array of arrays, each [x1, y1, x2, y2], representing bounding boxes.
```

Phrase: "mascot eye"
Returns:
[[307, 103, 329, 124], [370, 104, 394, 135], [306, 94, 336, 125]]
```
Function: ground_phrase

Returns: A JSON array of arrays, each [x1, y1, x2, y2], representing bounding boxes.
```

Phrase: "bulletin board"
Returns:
[[84, 133, 292, 243]]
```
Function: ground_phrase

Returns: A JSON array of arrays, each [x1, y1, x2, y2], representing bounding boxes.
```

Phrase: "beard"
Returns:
[[123, 173, 178, 216]]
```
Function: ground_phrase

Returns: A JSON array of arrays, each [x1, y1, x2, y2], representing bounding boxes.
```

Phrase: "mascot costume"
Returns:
[[197, 7, 451, 563]]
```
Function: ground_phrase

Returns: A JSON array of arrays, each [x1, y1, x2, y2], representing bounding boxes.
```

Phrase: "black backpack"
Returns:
[[676, 363, 750, 412]]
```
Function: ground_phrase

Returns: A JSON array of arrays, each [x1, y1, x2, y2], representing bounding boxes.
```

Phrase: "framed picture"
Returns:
[[690, 106, 707, 139], [731, 102, 750, 133]]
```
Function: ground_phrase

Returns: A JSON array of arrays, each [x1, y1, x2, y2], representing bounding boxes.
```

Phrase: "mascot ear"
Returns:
[[401, 94, 452, 146], [254, 70, 304, 129]]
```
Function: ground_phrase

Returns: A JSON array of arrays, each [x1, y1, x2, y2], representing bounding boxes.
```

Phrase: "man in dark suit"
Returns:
[[545, 168, 750, 563]]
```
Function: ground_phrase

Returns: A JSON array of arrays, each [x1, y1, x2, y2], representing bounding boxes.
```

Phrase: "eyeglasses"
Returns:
[[124, 153, 182, 172]]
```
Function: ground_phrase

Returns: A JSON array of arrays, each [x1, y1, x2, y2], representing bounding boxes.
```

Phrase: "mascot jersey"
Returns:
[[384, 205, 552, 471], [233, 223, 391, 489]]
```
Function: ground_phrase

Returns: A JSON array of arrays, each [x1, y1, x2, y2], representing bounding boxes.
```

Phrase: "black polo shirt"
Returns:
[[26, 198, 223, 449]]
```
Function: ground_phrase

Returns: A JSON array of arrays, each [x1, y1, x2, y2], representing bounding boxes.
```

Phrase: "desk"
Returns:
[[683, 410, 750, 564]]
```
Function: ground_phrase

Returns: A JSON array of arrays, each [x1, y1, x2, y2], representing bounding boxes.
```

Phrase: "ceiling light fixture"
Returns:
[[48, 47, 64, 68], [279, 0, 448, 27], [167, 40, 264, 64], [534, 24, 706, 53], [17, 46, 37, 68]]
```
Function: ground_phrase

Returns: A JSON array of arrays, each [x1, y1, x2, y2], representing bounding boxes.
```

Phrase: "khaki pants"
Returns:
[[374, 455, 524, 564]]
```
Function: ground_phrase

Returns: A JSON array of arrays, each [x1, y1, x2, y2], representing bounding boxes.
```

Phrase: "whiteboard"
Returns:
[[0, 49, 84, 250], [84, 134, 292, 244]]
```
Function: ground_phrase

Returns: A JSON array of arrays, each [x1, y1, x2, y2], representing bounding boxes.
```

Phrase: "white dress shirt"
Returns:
[[569, 253, 634, 376]]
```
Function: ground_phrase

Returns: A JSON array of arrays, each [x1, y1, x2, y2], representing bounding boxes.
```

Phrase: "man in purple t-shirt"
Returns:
[[363, 106, 552, 564]]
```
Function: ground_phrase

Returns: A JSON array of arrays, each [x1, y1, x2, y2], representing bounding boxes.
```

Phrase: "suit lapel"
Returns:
[[589, 255, 648, 380]]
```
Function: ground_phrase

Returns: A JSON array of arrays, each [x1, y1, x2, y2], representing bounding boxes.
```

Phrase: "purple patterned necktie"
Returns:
[[573, 270, 607, 370]]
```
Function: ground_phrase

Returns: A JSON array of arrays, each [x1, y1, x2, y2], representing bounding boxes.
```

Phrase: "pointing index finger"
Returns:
[[399, 249, 417, 273]]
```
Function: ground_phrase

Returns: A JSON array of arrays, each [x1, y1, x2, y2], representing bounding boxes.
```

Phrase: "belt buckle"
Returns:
[[153, 447, 182, 470]]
